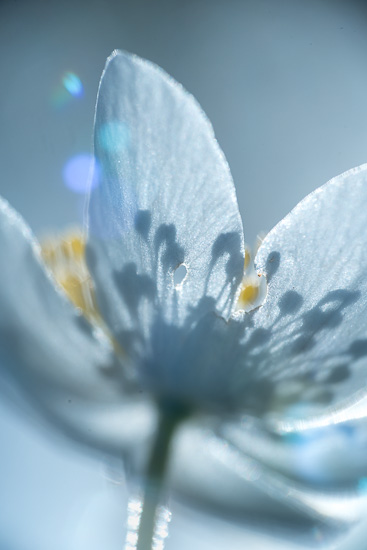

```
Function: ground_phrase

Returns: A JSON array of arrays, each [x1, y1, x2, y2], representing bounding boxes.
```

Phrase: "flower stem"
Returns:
[[135, 403, 188, 550]]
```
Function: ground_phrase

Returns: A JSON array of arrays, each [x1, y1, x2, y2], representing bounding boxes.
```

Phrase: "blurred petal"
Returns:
[[220, 416, 367, 489], [0, 197, 155, 451], [87, 50, 244, 359], [335, 511, 367, 550], [232, 164, 367, 422], [169, 419, 364, 530]]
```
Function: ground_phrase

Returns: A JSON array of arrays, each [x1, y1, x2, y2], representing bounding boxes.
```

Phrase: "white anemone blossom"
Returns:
[[2, 50, 367, 547]]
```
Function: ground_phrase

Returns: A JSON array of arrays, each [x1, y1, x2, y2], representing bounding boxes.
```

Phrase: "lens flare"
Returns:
[[358, 478, 367, 494], [62, 153, 100, 194], [311, 527, 325, 543], [63, 72, 84, 97], [51, 71, 84, 108], [98, 121, 130, 152]]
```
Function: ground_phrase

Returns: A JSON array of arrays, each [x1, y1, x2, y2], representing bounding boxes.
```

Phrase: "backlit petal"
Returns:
[[87, 51, 244, 362], [237, 164, 367, 423]]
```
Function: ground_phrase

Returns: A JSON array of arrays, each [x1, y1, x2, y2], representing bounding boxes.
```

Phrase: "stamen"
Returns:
[[239, 279, 260, 305], [41, 230, 100, 323], [237, 242, 267, 313]]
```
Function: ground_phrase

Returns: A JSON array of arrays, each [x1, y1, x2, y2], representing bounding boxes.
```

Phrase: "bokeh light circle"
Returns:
[[62, 153, 100, 194]]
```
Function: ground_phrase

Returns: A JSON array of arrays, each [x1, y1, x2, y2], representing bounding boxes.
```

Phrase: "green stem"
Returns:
[[135, 403, 188, 550]]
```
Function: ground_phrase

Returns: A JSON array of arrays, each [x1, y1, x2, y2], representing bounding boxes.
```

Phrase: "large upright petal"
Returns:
[[238, 164, 367, 424], [87, 51, 244, 356], [0, 197, 155, 451]]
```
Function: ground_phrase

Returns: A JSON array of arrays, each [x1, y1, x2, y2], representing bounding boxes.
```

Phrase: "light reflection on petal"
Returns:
[[274, 393, 367, 434]]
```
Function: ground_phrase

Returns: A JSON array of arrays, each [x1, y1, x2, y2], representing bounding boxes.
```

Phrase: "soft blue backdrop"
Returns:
[[1, 0, 367, 548]]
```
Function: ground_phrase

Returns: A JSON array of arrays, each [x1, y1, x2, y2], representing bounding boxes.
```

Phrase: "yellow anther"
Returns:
[[59, 236, 85, 259], [41, 230, 125, 360], [58, 274, 92, 314], [238, 281, 260, 307], [41, 231, 99, 323], [237, 238, 268, 313], [70, 236, 85, 257]]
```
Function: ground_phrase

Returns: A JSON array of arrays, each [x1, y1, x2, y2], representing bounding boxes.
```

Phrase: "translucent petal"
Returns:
[[335, 514, 367, 550], [87, 51, 244, 360], [236, 164, 367, 423], [0, 197, 155, 451], [169, 418, 365, 531], [220, 416, 367, 490]]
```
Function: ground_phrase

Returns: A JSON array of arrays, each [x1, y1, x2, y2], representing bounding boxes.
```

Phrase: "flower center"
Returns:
[[237, 242, 267, 313], [239, 280, 261, 305], [41, 231, 100, 323]]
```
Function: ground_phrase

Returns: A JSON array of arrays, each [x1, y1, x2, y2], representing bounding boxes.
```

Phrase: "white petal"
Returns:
[[0, 197, 155, 451], [335, 512, 367, 550], [169, 418, 364, 529], [87, 51, 244, 356], [240, 164, 367, 422], [220, 416, 367, 490]]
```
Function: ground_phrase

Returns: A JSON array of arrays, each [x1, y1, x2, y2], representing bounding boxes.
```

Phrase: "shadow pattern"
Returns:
[[90, 215, 367, 419]]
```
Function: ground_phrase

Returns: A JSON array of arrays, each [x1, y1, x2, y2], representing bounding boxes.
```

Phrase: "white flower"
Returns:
[[2, 50, 367, 539]]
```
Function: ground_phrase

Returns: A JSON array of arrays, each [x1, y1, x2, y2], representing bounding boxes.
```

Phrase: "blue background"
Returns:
[[1, 1, 367, 548]]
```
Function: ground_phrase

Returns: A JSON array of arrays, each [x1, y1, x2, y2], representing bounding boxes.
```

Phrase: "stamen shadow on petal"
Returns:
[[263, 251, 281, 283], [205, 232, 244, 308], [278, 291, 303, 316], [301, 290, 360, 335], [349, 339, 367, 359], [134, 209, 152, 240], [154, 224, 185, 272], [230, 285, 367, 416], [113, 262, 156, 320]]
